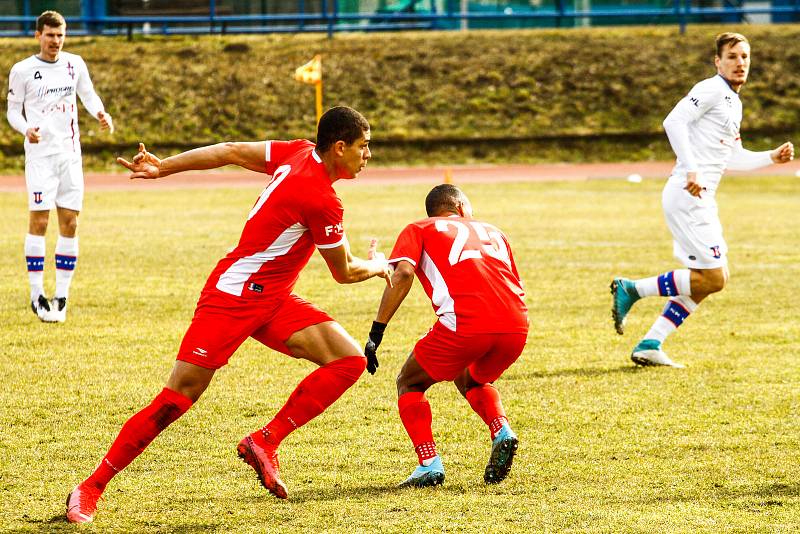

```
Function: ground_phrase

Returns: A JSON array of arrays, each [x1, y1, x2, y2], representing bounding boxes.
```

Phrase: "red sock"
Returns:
[[465, 384, 508, 439], [259, 356, 366, 446], [398, 392, 437, 465], [85, 388, 193, 491]]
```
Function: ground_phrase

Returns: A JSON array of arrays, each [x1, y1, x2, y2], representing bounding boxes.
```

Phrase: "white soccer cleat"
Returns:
[[631, 339, 685, 368], [49, 297, 67, 323], [31, 295, 57, 323]]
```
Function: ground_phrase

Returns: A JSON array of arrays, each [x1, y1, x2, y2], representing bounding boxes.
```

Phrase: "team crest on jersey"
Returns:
[[724, 95, 732, 107], [710, 246, 721, 258], [33, 191, 43, 204], [66, 62, 75, 79]]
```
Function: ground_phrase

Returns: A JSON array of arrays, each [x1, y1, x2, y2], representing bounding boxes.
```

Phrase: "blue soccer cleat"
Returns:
[[399, 455, 445, 488], [484, 423, 519, 484], [610, 278, 641, 335], [631, 339, 685, 368]]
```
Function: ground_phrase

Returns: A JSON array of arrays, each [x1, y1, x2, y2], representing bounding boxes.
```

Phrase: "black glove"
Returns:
[[365, 321, 387, 375]]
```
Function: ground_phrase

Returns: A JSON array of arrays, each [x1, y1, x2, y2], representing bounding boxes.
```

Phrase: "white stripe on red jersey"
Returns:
[[418, 250, 457, 331], [216, 222, 307, 296]]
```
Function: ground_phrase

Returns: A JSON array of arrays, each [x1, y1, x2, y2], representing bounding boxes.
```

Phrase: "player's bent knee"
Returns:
[[60, 219, 78, 236], [707, 270, 727, 293], [28, 215, 49, 235]]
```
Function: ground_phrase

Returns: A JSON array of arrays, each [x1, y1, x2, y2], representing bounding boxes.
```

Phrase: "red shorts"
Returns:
[[413, 321, 528, 383], [177, 291, 333, 369]]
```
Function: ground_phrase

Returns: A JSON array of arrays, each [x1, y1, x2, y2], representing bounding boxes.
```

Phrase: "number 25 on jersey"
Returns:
[[434, 219, 511, 267]]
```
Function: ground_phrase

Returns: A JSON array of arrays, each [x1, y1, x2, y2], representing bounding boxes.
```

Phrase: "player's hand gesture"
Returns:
[[97, 111, 114, 134], [367, 238, 393, 288], [684, 171, 703, 198], [364, 321, 387, 375], [117, 143, 162, 180], [770, 142, 794, 164]]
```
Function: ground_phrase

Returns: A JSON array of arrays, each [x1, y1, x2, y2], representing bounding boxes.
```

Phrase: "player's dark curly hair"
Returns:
[[37, 10, 66, 32], [316, 106, 370, 153], [425, 184, 465, 217]]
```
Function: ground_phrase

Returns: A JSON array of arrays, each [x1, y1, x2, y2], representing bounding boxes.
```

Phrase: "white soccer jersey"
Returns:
[[663, 74, 772, 192], [7, 52, 105, 159]]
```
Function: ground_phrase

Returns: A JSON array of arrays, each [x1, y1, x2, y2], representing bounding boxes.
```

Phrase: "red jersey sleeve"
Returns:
[[306, 193, 346, 249], [389, 223, 424, 267], [265, 139, 313, 175]]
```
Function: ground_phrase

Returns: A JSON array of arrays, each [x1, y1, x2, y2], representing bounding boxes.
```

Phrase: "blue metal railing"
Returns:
[[0, 0, 798, 37]]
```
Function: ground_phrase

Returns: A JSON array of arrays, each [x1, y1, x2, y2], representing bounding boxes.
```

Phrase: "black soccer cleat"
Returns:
[[484, 426, 519, 485]]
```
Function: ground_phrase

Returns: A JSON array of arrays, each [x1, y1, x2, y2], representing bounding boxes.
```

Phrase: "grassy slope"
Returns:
[[1, 24, 799, 171], [1, 176, 799, 531]]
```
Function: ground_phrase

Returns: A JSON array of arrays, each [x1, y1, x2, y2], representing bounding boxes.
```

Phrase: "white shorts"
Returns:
[[662, 180, 727, 270], [25, 153, 84, 212]]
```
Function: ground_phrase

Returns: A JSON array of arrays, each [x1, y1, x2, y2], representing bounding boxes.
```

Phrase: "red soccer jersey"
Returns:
[[389, 216, 528, 334], [203, 139, 345, 299]]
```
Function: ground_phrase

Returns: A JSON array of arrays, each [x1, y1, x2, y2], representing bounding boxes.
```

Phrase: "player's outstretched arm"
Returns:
[[319, 238, 393, 285], [771, 141, 795, 164], [363, 260, 416, 375], [117, 141, 269, 179], [318, 238, 393, 286]]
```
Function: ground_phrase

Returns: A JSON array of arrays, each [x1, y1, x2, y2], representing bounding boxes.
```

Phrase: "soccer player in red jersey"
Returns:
[[66, 106, 392, 523], [364, 184, 529, 487]]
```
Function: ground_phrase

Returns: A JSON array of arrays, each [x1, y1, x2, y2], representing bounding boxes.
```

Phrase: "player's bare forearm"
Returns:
[[335, 257, 390, 284], [160, 142, 266, 176], [375, 267, 414, 324], [320, 239, 392, 285]]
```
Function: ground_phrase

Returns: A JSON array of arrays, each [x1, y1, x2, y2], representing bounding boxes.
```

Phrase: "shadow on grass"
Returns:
[[522, 365, 641, 380], [12, 513, 223, 533], [274, 481, 469, 504]]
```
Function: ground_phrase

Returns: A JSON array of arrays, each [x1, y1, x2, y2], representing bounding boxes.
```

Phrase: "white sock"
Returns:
[[635, 269, 691, 298], [55, 235, 78, 299], [643, 295, 698, 343], [25, 233, 46, 301]]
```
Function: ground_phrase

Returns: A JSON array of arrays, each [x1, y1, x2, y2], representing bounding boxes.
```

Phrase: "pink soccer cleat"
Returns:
[[237, 434, 288, 499], [65, 483, 102, 523]]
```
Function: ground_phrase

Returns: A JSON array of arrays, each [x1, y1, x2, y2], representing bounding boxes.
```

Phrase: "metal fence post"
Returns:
[[678, 0, 687, 35], [22, 0, 30, 34], [328, 0, 338, 38], [210, 0, 217, 32]]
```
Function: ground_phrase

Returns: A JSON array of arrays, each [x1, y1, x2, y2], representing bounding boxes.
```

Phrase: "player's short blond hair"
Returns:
[[715, 32, 748, 58], [36, 10, 66, 32]]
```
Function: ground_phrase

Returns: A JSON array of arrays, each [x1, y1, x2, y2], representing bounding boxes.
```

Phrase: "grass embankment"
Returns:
[[1, 176, 799, 531], [1, 25, 799, 171]]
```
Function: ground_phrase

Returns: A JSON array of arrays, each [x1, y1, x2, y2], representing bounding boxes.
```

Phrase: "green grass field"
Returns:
[[1, 175, 799, 532]]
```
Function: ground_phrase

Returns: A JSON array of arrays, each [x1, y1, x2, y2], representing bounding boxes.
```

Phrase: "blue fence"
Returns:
[[1, 0, 798, 37]]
